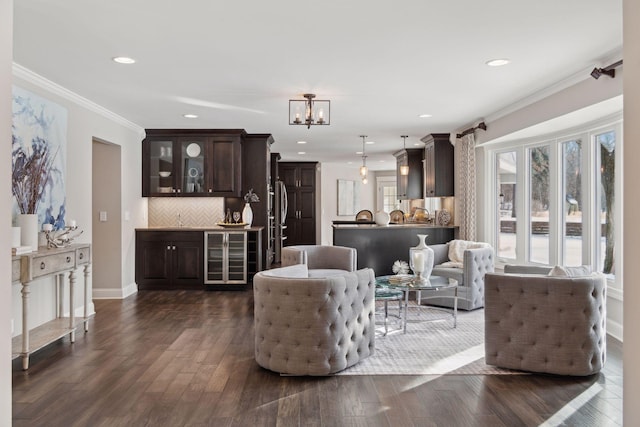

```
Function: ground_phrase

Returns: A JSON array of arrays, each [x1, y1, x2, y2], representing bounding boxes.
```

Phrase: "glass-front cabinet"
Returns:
[[205, 231, 247, 284], [142, 130, 243, 197]]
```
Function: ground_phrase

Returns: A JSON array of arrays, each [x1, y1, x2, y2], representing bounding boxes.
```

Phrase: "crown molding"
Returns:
[[485, 46, 624, 124], [12, 62, 144, 135]]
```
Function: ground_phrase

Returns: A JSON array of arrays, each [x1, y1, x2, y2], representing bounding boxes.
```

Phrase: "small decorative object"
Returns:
[[409, 234, 435, 283], [392, 260, 410, 275], [243, 188, 260, 226], [437, 209, 451, 226], [232, 211, 241, 223], [43, 221, 83, 248], [374, 210, 390, 226]]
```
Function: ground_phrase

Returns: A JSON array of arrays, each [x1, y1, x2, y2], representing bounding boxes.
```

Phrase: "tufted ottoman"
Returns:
[[253, 264, 375, 375], [484, 271, 606, 376]]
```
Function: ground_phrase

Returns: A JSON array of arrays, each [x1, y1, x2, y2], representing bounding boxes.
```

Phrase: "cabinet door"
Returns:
[[205, 232, 225, 283], [226, 232, 247, 283], [142, 137, 176, 196], [424, 143, 435, 196], [177, 137, 207, 196], [299, 164, 316, 188], [279, 164, 298, 188], [136, 235, 173, 288], [172, 238, 204, 286], [207, 135, 242, 196]]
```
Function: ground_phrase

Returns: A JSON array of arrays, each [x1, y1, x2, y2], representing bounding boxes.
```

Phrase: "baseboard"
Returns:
[[93, 283, 138, 300], [607, 318, 622, 342]]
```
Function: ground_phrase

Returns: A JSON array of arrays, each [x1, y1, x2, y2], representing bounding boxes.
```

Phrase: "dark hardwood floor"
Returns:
[[12, 290, 622, 427]]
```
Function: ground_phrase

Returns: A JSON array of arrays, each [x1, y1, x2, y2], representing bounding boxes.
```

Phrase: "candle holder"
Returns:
[[43, 224, 83, 248], [409, 234, 435, 284]]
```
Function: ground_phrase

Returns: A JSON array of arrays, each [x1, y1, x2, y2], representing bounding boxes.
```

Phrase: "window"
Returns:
[[529, 145, 550, 264], [487, 117, 622, 289], [496, 151, 517, 260], [376, 176, 399, 213]]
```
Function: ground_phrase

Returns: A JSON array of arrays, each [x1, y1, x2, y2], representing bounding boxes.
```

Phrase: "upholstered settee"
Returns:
[[484, 266, 607, 375], [426, 241, 494, 310], [281, 245, 357, 277], [253, 264, 375, 375]]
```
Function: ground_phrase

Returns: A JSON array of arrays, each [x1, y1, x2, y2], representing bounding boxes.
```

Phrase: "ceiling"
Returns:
[[13, 1, 622, 171]]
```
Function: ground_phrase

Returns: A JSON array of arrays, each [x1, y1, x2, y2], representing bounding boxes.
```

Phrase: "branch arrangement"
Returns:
[[12, 137, 58, 215]]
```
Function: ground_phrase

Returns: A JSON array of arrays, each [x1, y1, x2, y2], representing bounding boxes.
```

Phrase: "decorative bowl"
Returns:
[[158, 171, 171, 178]]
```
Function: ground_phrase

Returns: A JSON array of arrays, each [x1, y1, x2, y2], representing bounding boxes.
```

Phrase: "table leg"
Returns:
[[383, 300, 389, 336], [84, 264, 91, 332], [453, 287, 458, 328], [403, 290, 409, 333], [69, 270, 76, 342], [21, 282, 30, 370]]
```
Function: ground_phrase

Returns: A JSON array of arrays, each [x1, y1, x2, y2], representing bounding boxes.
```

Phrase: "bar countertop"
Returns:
[[136, 226, 264, 232], [331, 223, 458, 229]]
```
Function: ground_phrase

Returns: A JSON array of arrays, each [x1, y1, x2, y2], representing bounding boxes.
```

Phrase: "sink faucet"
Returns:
[[177, 213, 184, 227]]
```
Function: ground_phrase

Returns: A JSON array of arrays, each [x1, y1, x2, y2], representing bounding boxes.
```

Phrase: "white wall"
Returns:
[[1, 0, 13, 423], [319, 162, 377, 245], [623, 0, 639, 422], [10, 68, 145, 333]]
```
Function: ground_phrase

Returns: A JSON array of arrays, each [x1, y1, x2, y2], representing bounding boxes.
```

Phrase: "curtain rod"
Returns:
[[457, 121, 487, 139]]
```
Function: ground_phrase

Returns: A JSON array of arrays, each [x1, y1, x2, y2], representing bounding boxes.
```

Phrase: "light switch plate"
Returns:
[[99, 211, 108, 222]]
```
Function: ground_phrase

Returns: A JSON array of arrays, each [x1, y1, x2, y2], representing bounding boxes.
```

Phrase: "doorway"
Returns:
[[92, 139, 122, 296]]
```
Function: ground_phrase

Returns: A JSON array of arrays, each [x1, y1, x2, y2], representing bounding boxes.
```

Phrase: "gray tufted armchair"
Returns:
[[484, 267, 606, 375], [426, 242, 494, 310], [281, 245, 357, 277], [253, 264, 375, 375]]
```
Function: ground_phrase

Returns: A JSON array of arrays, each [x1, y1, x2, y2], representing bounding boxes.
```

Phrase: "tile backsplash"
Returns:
[[148, 198, 225, 227]]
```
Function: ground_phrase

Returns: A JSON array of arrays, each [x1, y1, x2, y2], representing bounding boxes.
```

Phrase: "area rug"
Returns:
[[337, 304, 525, 375]]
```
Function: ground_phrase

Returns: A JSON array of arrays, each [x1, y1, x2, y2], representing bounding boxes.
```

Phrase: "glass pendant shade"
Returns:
[[400, 164, 409, 175]]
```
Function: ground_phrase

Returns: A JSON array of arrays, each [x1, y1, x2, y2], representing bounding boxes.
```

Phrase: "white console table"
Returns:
[[11, 243, 92, 370]]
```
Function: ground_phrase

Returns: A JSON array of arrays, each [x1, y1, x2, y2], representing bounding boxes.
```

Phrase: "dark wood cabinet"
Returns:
[[394, 148, 424, 199], [280, 162, 318, 246], [421, 133, 454, 197], [142, 129, 244, 197], [135, 230, 204, 290], [224, 134, 274, 270]]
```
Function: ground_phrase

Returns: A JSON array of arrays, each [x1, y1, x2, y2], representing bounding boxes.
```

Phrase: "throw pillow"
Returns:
[[547, 265, 592, 277]]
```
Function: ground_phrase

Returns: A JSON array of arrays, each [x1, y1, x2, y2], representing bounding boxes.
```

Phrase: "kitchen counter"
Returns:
[[137, 226, 264, 231], [333, 224, 457, 275], [332, 223, 457, 229]]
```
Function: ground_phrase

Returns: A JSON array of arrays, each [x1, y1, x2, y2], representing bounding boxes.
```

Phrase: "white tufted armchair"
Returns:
[[484, 267, 606, 375], [253, 264, 375, 375]]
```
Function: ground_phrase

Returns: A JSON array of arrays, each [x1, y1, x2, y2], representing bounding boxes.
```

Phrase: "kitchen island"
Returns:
[[332, 223, 458, 276]]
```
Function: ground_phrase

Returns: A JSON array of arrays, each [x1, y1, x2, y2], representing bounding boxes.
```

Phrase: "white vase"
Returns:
[[18, 214, 39, 250], [374, 210, 390, 226], [409, 234, 434, 281], [242, 203, 253, 226]]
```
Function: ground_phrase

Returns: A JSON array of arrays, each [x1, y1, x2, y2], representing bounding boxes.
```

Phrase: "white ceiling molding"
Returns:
[[12, 62, 144, 135]]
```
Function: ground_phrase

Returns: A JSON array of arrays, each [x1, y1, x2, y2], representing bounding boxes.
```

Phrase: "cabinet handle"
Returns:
[[40, 262, 46, 270], [79, 253, 84, 260], [66, 256, 72, 263]]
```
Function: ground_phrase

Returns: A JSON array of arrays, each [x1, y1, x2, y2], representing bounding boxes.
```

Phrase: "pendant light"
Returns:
[[400, 135, 409, 176], [359, 135, 368, 184]]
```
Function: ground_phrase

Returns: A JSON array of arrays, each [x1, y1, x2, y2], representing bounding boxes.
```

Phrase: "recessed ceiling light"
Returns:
[[486, 58, 510, 67], [418, 114, 432, 118], [183, 114, 198, 119], [366, 140, 375, 145], [413, 143, 422, 146], [297, 151, 306, 155], [297, 141, 307, 144], [379, 160, 385, 163], [356, 151, 363, 155], [347, 161, 353, 164], [112, 56, 136, 64]]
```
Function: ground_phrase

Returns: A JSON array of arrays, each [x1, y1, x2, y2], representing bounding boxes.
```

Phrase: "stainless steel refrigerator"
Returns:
[[274, 180, 288, 264]]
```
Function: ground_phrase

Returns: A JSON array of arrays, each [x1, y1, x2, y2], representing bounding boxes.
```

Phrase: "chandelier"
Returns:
[[359, 135, 368, 184], [400, 135, 409, 176], [289, 93, 330, 129]]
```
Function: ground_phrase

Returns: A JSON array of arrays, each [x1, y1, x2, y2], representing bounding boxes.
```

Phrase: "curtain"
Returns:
[[455, 133, 476, 240]]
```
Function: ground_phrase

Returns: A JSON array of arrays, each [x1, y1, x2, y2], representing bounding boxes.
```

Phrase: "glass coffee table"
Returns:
[[375, 275, 458, 333]]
